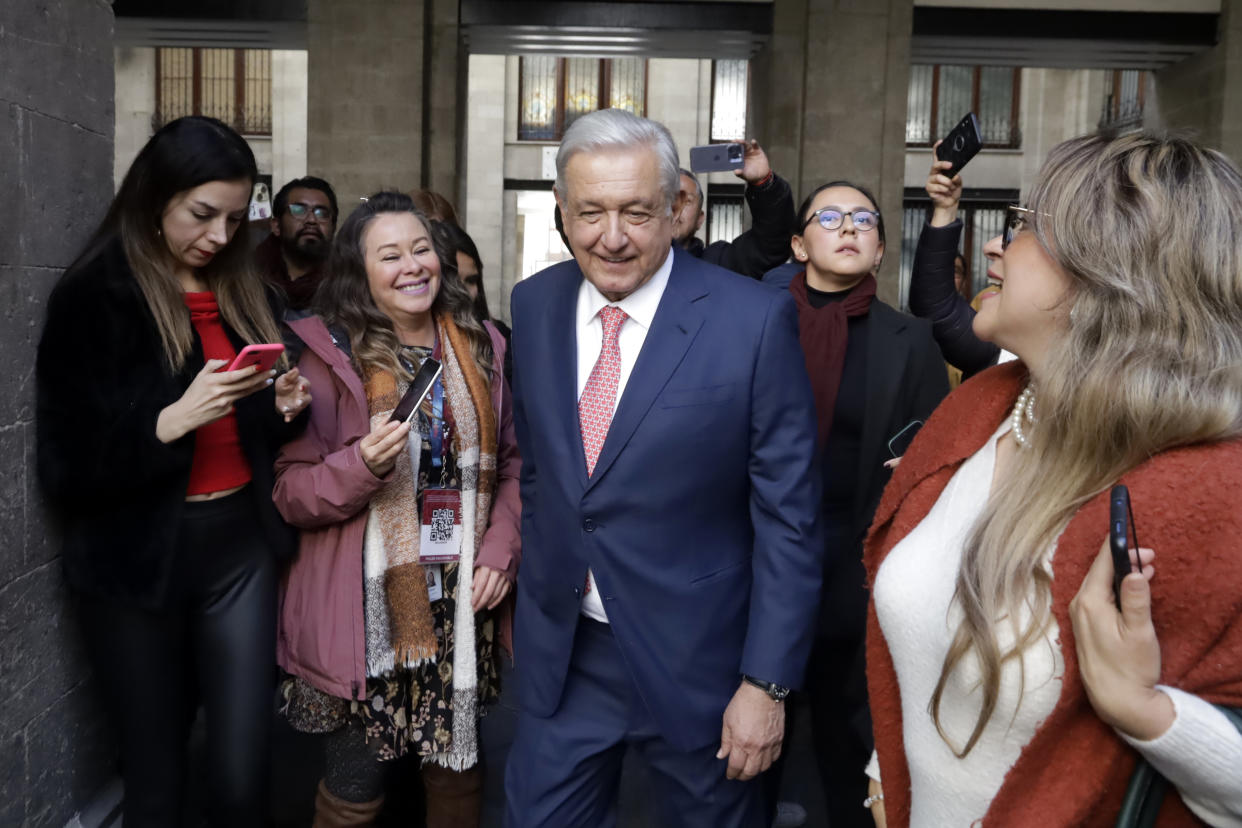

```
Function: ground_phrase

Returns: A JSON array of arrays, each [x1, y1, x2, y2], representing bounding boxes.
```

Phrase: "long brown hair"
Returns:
[[77, 116, 281, 372], [931, 132, 1242, 756], [314, 191, 494, 383]]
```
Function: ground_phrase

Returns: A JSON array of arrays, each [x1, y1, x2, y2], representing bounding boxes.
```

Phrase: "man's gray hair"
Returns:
[[555, 109, 681, 213]]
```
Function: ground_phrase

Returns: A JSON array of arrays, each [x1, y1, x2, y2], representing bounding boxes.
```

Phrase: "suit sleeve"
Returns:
[[740, 289, 824, 689]]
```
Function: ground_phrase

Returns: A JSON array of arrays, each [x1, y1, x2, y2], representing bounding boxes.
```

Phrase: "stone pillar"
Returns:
[[0, 0, 118, 824], [425, 0, 464, 207], [271, 49, 309, 189], [464, 54, 506, 319], [114, 47, 156, 190], [1154, 0, 1242, 164], [306, 0, 427, 206], [751, 0, 913, 304], [306, 0, 464, 210]]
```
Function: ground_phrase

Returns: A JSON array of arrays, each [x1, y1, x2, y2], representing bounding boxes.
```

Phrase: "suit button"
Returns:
[[583, 518, 596, 532]]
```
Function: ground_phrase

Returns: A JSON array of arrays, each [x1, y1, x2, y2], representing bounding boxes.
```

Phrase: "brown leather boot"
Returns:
[[421, 762, 482, 828], [312, 779, 384, 828]]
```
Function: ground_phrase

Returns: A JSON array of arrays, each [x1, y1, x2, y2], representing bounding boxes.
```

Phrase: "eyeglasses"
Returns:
[[1002, 205, 1038, 250], [288, 203, 333, 222], [802, 207, 881, 233]]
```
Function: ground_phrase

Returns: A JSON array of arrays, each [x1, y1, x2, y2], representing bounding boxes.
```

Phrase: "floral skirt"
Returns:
[[281, 573, 500, 763]]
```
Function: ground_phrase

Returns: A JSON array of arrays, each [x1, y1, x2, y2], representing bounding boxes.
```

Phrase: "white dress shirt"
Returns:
[[575, 246, 674, 622]]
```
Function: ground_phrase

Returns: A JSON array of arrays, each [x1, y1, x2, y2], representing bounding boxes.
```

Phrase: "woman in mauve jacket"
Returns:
[[273, 191, 521, 828]]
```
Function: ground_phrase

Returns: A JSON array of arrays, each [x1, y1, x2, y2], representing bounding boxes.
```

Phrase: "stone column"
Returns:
[[0, 0, 117, 823], [464, 54, 506, 318], [306, 0, 464, 210], [271, 49, 309, 189], [306, 0, 427, 206], [751, 0, 914, 303], [1155, 0, 1242, 164]]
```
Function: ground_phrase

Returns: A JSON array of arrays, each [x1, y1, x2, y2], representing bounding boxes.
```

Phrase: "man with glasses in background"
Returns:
[[255, 176, 339, 312]]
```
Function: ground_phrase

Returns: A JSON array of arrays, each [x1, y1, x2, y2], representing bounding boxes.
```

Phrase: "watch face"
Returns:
[[771, 686, 790, 701]]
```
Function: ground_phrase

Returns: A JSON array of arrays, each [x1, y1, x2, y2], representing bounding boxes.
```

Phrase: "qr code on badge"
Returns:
[[430, 507, 455, 544]]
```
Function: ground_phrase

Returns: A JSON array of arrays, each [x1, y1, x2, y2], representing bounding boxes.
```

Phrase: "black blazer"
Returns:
[[850, 301, 950, 544], [36, 237, 299, 609], [762, 264, 950, 542]]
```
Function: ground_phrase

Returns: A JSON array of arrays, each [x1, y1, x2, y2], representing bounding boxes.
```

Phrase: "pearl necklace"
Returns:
[[1010, 385, 1036, 448]]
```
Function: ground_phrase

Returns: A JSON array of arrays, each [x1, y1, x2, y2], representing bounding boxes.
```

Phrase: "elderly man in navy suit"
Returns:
[[503, 108, 823, 828]]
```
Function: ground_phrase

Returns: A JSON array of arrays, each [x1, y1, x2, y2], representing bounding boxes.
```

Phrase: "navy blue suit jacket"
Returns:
[[509, 246, 823, 751]]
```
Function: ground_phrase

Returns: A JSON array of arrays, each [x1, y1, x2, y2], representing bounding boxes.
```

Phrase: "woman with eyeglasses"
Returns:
[[769, 180, 949, 828], [35, 116, 311, 827], [863, 133, 1242, 827]]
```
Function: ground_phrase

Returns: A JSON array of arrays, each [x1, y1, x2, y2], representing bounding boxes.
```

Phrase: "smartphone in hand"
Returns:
[[1109, 484, 1140, 609], [225, 343, 285, 373], [935, 113, 983, 178], [390, 358, 443, 424], [689, 143, 745, 173]]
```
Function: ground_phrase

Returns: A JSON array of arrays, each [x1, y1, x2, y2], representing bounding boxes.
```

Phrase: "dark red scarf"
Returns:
[[788, 270, 877, 448]]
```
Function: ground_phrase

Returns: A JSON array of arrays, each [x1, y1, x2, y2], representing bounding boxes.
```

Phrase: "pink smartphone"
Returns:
[[224, 343, 285, 373]]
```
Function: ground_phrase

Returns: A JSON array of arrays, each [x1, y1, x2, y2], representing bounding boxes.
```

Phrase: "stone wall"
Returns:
[[0, 0, 118, 825], [752, 0, 914, 305]]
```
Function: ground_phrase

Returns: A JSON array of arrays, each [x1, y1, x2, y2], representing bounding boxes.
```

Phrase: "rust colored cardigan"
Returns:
[[864, 360, 1242, 827]]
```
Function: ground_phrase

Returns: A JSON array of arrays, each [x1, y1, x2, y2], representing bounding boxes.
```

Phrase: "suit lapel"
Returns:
[[855, 304, 907, 527], [585, 252, 707, 492]]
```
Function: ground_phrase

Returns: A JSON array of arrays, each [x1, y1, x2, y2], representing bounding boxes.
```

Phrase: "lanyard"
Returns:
[[430, 376, 445, 469]]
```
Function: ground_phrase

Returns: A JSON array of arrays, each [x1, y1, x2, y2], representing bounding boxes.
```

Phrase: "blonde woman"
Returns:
[[863, 133, 1242, 827]]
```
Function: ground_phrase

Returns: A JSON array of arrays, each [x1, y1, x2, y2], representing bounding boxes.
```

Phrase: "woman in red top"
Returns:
[[36, 116, 310, 827]]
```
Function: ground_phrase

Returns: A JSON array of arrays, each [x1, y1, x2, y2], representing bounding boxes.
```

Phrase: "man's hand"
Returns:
[[716, 681, 784, 780], [734, 139, 773, 187]]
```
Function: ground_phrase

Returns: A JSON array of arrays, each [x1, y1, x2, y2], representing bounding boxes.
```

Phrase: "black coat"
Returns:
[[763, 265, 950, 639], [683, 172, 797, 280], [36, 238, 299, 608]]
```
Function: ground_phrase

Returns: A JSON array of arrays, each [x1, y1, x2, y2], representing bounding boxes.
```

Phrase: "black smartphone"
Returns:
[[389, 358, 442, 424], [1109, 484, 1140, 609], [935, 113, 983, 178], [689, 142, 745, 173]]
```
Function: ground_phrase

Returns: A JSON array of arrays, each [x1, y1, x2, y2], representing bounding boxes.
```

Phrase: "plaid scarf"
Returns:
[[361, 313, 497, 769]]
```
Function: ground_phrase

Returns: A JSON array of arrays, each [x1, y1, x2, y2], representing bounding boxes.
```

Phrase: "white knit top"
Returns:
[[868, 420, 1242, 827]]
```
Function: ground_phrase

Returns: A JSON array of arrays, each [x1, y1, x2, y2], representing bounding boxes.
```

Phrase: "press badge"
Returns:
[[419, 488, 462, 563]]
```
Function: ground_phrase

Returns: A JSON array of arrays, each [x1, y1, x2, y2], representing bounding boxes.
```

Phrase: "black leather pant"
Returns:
[[78, 489, 276, 828]]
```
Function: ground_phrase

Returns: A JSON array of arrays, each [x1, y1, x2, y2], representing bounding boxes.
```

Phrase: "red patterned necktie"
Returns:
[[579, 306, 629, 476]]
